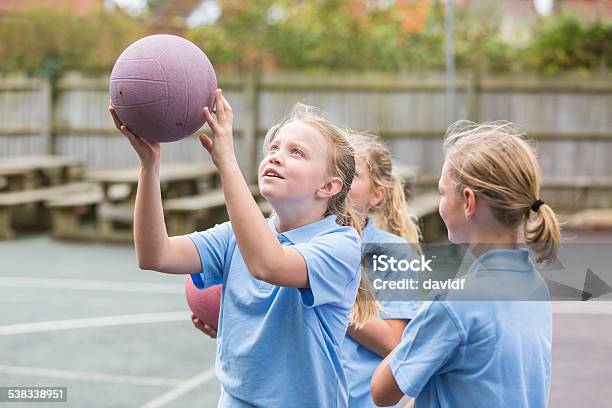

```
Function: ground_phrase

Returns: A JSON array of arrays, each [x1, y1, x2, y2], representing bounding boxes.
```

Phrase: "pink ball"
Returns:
[[109, 34, 217, 143], [185, 278, 221, 331]]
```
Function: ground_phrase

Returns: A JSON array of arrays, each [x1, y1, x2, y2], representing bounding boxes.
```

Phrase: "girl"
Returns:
[[342, 132, 422, 408], [109, 92, 372, 407], [371, 121, 560, 407], [191, 133, 423, 344]]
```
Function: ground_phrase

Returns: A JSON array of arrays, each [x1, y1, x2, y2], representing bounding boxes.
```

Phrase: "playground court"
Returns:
[[1, 234, 611, 407]]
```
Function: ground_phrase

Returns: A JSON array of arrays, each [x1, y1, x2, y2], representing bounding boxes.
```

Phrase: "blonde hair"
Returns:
[[262, 103, 377, 327], [347, 131, 423, 328], [348, 131, 422, 247], [443, 121, 560, 264]]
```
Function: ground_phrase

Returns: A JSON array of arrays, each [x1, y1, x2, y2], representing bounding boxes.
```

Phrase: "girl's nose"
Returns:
[[268, 152, 282, 165]]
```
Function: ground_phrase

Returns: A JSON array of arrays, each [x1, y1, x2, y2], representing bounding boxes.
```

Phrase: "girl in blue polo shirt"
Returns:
[[109, 91, 370, 407], [371, 121, 560, 407], [342, 132, 422, 407]]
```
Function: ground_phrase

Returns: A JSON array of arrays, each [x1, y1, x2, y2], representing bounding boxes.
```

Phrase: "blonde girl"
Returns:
[[342, 131, 422, 407], [109, 93, 373, 407], [371, 121, 560, 407]]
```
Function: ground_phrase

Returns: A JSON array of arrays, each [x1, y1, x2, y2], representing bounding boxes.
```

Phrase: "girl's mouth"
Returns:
[[262, 167, 285, 179]]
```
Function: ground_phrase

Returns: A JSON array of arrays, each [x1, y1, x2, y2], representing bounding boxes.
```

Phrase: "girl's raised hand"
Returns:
[[200, 89, 236, 169], [108, 104, 160, 168]]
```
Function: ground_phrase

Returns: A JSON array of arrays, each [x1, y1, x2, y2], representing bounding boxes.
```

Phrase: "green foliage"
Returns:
[[0, 3, 609, 76], [188, 0, 448, 72], [522, 13, 611, 74], [0, 9, 145, 77], [187, 0, 609, 74]]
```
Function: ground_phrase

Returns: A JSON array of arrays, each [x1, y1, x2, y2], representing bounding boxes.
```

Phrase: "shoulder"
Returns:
[[293, 223, 361, 271], [363, 224, 413, 260], [367, 227, 406, 245], [421, 300, 467, 339], [310, 223, 360, 246], [363, 221, 406, 244]]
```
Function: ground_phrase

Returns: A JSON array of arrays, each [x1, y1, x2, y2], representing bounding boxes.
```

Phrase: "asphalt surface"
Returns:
[[0, 235, 610, 407]]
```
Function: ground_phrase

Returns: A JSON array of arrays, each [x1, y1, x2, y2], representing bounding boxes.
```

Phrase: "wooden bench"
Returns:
[[82, 163, 219, 242], [0, 182, 99, 239], [565, 209, 612, 231], [0, 155, 84, 191], [45, 185, 133, 241], [46, 190, 104, 241], [164, 185, 267, 236], [85, 162, 218, 203]]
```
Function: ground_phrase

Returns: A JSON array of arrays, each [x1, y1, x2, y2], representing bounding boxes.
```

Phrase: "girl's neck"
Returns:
[[468, 227, 519, 259], [272, 200, 328, 233]]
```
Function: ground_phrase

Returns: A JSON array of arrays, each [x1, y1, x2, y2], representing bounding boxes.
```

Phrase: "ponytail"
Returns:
[[524, 203, 560, 265]]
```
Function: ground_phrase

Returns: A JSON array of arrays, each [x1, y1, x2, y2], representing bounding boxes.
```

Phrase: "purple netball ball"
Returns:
[[109, 34, 217, 143]]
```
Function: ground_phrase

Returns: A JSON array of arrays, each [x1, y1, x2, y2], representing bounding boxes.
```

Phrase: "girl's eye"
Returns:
[[291, 148, 303, 157], [269, 145, 279, 152]]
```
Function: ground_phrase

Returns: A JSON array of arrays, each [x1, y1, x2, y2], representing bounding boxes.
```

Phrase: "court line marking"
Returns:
[[0, 364, 184, 387], [0, 277, 183, 294], [0, 312, 188, 335], [140, 368, 217, 408], [552, 301, 612, 315]]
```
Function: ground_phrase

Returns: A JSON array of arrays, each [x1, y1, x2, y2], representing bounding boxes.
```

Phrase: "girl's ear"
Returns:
[[368, 185, 385, 208], [316, 177, 343, 198], [462, 187, 477, 219]]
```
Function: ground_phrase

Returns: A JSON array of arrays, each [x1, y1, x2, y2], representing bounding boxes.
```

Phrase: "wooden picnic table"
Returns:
[[0, 155, 83, 191], [81, 162, 219, 242], [163, 184, 264, 235], [0, 155, 82, 169], [0, 181, 98, 240], [85, 162, 219, 203]]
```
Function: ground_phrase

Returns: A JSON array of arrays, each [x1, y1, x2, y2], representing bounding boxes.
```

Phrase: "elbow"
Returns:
[[248, 258, 281, 283], [370, 386, 398, 407], [135, 241, 169, 272], [370, 373, 384, 406], [138, 259, 159, 271], [137, 255, 163, 271], [249, 264, 271, 282], [370, 362, 404, 407], [370, 384, 389, 407], [248, 265, 264, 280]]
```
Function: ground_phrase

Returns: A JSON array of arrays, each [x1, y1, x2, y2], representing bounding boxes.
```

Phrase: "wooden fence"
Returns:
[[1, 71, 611, 206]]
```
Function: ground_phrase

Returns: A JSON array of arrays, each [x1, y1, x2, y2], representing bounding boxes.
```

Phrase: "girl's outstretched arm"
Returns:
[[201, 90, 308, 288], [108, 107, 201, 275]]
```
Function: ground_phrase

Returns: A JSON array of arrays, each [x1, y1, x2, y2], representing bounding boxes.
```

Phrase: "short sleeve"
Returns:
[[294, 227, 361, 308], [379, 299, 420, 320], [389, 301, 465, 398], [188, 221, 233, 289]]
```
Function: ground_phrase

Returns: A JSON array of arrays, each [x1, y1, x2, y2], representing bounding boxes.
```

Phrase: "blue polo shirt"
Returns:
[[389, 249, 552, 408], [188, 215, 361, 407], [342, 219, 420, 407]]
